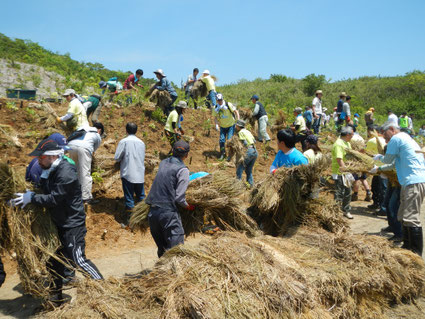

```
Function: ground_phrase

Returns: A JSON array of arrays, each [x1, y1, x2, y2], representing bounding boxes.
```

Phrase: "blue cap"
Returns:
[[251, 95, 259, 101], [48, 133, 67, 146], [354, 113, 360, 117], [99, 81, 107, 88]]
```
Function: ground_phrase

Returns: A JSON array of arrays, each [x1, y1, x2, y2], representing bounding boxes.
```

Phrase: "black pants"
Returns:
[[371, 175, 383, 205], [48, 225, 103, 291], [295, 132, 308, 151], [0, 255, 5, 287], [164, 130, 181, 156], [165, 95, 178, 115], [148, 206, 184, 258]]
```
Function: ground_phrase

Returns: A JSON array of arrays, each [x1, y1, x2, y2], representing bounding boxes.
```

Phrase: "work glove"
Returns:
[[56, 116, 62, 123], [373, 154, 384, 161], [271, 169, 277, 175], [186, 204, 196, 211], [11, 190, 34, 208], [369, 166, 379, 174], [180, 129, 185, 136], [215, 124, 219, 131]]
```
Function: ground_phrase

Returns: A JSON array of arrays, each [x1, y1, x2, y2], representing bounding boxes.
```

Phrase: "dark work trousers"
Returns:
[[122, 178, 145, 209], [165, 95, 178, 115], [0, 255, 5, 287], [148, 206, 185, 258], [371, 176, 382, 206], [48, 225, 103, 292], [164, 130, 181, 156], [295, 131, 308, 151]]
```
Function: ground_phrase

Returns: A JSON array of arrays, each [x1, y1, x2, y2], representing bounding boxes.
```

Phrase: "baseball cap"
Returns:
[[216, 93, 224, 100], [175, 101, 188, 109], [251, 95, 259, 100], [62, 89, 76, 97], [99, 81, 107, 88], [29, 138, 62, 156], [173, 140, 190, 157]]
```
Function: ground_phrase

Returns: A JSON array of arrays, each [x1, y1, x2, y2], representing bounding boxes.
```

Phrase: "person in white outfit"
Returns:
[[68, 122, 104, 204]]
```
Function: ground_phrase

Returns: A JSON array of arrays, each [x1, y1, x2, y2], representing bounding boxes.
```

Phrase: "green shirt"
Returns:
[[213, 102, 236, 128], [165, 110, 179, 132], [399, 116, 408, 128], [238, 128, 255, 145], [332, 138, 352, 175]]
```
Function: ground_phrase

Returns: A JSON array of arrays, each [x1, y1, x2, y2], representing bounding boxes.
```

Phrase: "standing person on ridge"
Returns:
[[342, 95, 352, 125], [114, 122, 146, 226], [213, 93, 240, 160], [146, 140, 195, 257], [164, 101, 188, 156], [199, 70, 217, 108], [387, 110, 398, 125], [184, 68, 199, 109], [312, 90, 323, 134], [234, 120, 258, 187], [154, 69, 178, 115], [291, 107, 308, 151], [364, 107, 375, 127], [304, 106, 313, 130], [250, 94, 271, 144], [11, 138, 103, 307]]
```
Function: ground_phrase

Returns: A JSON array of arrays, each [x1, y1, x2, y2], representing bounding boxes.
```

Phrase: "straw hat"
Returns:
[[315, 90, 323, 95], [153, 69, 165, 77]]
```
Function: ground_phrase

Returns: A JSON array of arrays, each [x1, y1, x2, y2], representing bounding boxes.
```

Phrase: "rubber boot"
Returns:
[[219, 147, 226, 161], [410, 227, 423, 256], [401, 226, 410, 249]]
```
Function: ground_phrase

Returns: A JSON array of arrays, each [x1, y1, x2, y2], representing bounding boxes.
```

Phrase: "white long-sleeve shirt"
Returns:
[[114, 135, 145, 184], [68, 127, 101, 154]]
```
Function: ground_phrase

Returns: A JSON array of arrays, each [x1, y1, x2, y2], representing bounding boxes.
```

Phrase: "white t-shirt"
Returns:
[[388, 113, 398, 125], [312, 97, 322, 115]]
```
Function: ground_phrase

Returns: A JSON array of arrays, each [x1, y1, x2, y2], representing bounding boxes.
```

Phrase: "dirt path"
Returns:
[[1, 200, 424, 318]]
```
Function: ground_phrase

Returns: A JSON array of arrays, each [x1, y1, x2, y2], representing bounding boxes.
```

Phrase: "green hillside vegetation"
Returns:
[[0, 33, 154, 92], [218, 72, 425, 127]]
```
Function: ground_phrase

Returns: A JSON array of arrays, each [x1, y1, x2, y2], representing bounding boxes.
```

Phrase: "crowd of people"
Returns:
[[1, 68, 424, 310]]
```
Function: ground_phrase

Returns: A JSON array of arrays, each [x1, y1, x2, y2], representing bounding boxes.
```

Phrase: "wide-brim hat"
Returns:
[[315, 90, 323, 94], [340, 92, 347, 97], [202, 69, 210, 75], [153, 69, 165, 77]]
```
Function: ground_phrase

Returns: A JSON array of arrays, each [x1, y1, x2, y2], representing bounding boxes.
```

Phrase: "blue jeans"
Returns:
[[219, 125, 235, 150], [387, 186, 402, 237], [122, 178, 145, 209], [312, 114, 322, 134], [208, 90, 217, 108], [236, 147, 258, 186]]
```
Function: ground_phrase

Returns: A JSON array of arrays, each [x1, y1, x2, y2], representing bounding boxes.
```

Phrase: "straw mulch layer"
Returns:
[[226, 134, 245, 165], [0, 124, 22, 148], [345, 149, 376, 174], [249, 156, 343, 236], [130, 172, 259, 236], [0, 163, 60, 299], [44, 228, 425, 319], [190, 80, 208, 100]]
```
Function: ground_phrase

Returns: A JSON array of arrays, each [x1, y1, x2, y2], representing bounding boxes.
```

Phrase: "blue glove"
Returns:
[[12, 190, 34, 208]]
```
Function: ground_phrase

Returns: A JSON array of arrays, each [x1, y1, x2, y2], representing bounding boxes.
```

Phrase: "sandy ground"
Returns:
[[0, 200, 424, 318]]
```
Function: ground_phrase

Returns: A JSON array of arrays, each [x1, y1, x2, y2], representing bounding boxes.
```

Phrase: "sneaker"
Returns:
[[374, 209, 387, 217], [388, 235, 403, 243], [343, 212, 354, 219], [364, 192, 372, 202], [351, 193, 358, 201], [367, 203, 380, 210], [381, 226, 393, 233]]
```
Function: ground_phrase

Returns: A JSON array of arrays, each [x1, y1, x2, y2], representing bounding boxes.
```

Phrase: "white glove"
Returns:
[[215, 124, 219, 131], [11, 190, 34, 208], [369, 165, 379, 174], [373, 154, 384, 161]]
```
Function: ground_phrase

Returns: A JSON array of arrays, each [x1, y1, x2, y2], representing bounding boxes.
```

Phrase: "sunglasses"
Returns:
[[38, 155, 48, 160]]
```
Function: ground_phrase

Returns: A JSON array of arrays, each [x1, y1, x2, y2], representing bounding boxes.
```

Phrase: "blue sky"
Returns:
[[1, 0, 424, 84]]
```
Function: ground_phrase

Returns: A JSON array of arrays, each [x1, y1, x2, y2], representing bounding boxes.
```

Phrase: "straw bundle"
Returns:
[[0, 124, 22, 148], [226, 134, 245, 165], [238, 107, 256, 128], [349, 138, 365, 151], [130, 172, 259, 236], [344, 149, 375, 173], [271, 110, 287, 133], [249, 156, 332, 236], [45, 229, 425, 319], [145, 83, 172, 111], [0, 163, 60, 298], [190, 80, 208, 100], [369, 131, 385, 155]]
